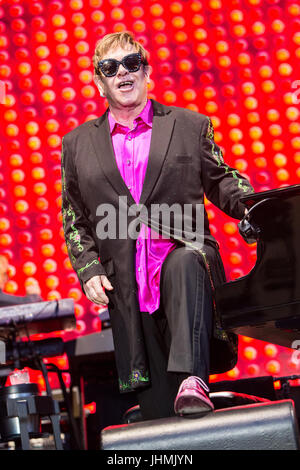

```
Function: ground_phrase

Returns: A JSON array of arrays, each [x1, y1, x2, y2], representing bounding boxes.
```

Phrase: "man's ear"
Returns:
[[93, 74, 106, 98], [144, 65, 152, 84]]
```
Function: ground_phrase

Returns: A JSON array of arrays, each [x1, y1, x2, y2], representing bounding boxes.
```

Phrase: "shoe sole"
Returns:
[[175, 396, 214, 415]]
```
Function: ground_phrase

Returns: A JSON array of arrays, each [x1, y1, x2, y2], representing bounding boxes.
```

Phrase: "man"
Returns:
[[61, 32, 254, 420], [0, 255, 41, 306]]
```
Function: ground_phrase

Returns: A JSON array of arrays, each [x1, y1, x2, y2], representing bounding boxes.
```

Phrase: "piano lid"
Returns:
[[215, 184, 300, 349], [240, 183, 300, 208]]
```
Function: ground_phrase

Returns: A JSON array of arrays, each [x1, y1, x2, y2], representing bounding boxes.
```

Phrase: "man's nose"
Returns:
[[117, 64, 128, 76]]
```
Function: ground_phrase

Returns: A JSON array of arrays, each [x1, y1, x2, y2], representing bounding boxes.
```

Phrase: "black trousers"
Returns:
[[137, 246, 214, 420]]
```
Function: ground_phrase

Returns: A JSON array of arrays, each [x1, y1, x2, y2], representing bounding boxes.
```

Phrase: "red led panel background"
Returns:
[[0, 0, 300, 390]]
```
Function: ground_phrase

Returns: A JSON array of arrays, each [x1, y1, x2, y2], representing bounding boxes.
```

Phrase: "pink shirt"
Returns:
[[108, 100, 176, 313]]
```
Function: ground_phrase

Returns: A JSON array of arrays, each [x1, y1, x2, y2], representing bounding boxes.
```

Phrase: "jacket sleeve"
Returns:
[[61, 136, 107, 288], [201, 117, 254, 220]]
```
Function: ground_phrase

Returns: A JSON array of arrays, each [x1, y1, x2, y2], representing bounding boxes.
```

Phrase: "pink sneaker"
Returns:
[[174, 376, 214, 415]]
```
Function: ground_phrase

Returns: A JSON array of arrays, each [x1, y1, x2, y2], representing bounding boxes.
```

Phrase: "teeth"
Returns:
[[119, 81, 133, 88]]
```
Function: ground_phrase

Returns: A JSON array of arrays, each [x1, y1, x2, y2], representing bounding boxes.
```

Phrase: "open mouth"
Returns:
[[118, 80, 134, 90]]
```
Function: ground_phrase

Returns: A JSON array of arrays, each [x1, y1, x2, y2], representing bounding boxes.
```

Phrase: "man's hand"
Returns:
[[25, 279, 41, 296], [84, 275, 113, 305]]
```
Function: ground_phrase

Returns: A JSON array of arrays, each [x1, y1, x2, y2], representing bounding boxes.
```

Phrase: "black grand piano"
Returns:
[[98, 184, 300, 451], [215, 183, 300, 350]]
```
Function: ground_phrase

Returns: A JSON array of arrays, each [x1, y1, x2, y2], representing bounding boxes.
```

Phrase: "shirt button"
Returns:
[[137, 267, 141, 272], [137, 240, 140, 246], [127, 159, 131, 166], [127, 135, 132, 141], [127, 185, 131, 190]]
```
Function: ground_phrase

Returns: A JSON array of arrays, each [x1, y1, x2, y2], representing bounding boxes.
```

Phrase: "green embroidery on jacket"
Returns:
[[66, 240, 76, 264], [77, 259, 100, 275], [206, 118, 224, 166], [224, 167, 254, 193], [61, 138, 84, 253], [211, 141, 224, 166], [61, 138, 101, 281], [63, 205, 84, 252], [119, 381, 131, 391], [131, 370, 149, 383], [61, 139, 67, 193], [206, 117, 253, 193], [206, 118, 214, 140], [119, 370, 150, 391]]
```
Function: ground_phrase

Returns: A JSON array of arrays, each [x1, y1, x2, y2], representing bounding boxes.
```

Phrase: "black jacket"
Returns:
[[61, 100, 254, 392]]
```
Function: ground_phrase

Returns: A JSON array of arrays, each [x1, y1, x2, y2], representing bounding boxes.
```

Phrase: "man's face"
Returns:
[[97, 45, 149, 111]]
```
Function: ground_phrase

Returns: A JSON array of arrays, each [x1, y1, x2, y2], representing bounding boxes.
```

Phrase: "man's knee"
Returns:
[[163, 247, 205, 275]]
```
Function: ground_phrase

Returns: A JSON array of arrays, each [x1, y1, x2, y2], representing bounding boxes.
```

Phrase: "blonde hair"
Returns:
[[92, 31, 149, 76]]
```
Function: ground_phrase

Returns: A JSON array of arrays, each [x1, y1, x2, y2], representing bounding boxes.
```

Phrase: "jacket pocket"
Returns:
[[176, 154, 192, 163]]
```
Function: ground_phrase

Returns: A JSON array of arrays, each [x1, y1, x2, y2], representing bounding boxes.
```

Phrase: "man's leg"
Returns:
[[137, 311, 189, 420], [137, 246, 214, 419], [160, 247, 215, 415], [160, 246, 214, 385]]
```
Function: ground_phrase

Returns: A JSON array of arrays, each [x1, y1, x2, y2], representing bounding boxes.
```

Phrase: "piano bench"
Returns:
[[122, 391, 270, 424]]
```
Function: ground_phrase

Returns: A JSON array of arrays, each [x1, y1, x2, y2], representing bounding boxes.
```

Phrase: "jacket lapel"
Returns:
[[89, 100, 175, 207], [139, 100, 175, 206], [89, 111, 136, 206]]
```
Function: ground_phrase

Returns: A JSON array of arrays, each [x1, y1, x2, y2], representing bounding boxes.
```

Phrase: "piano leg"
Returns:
[[46, 363, 83, 450], [16, 400, 31, 450], [49, 401, 64, 451], [80, 375, 88, 451]]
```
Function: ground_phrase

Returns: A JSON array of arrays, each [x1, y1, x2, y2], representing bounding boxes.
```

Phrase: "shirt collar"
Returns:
[[108, 99, 153, 134]]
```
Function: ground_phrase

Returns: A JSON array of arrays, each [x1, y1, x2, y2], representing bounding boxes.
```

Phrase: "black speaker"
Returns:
[[101, 400, 300, 450]]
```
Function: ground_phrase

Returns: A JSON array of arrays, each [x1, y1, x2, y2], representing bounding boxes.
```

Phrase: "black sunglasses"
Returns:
[[97, 53, 147, 77]]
